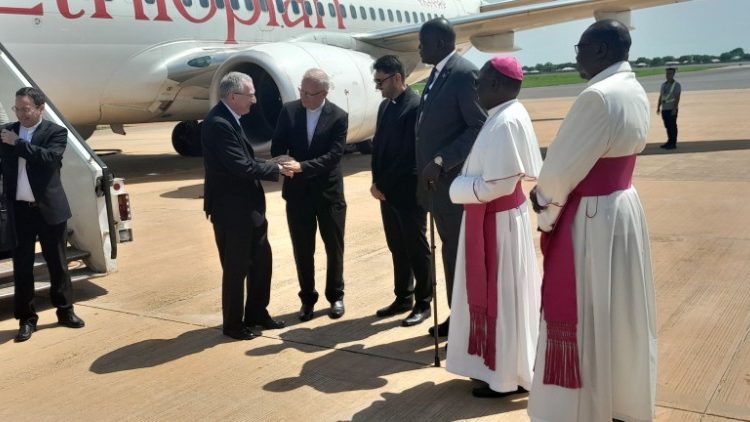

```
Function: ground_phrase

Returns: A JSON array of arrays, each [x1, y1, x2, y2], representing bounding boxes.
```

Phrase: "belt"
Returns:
[[16, 200, 38, 208]]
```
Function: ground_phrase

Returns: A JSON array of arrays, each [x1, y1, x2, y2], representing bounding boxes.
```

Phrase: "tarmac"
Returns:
[[0, 82, 748, 421]]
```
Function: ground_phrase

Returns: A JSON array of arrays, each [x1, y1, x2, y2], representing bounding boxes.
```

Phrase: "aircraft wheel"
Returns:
[[171, 120, 203, 157]]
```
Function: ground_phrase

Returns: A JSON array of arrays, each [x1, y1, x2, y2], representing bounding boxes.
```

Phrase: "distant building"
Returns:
[[711, 58, 720, 63], [665, 60, 680, 66], [524, 69, 540, 74], [557, 66, 576, 72], [636, 62, 648, 68]]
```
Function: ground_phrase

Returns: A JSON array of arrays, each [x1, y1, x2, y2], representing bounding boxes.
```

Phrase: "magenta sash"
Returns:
[[464, 181, 526, 370], [540, 155, 637, 388]]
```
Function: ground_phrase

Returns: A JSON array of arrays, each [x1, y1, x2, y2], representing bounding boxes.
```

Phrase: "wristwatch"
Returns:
[[433, 156, 443, 167]]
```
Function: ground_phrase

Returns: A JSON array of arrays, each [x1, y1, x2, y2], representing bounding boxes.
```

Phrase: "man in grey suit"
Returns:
[[416, 18, 487, 337]]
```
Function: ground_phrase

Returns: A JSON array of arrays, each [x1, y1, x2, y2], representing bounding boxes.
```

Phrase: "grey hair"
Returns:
[[219, 72, 253, 99], [302, 68, 331, 92]]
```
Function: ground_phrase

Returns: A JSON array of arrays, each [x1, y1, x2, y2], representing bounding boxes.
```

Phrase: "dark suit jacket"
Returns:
[[202, 101, 279, 227], [415, 53, 487, 213], [271, 100, 348, 204], [372, 89, 420, 207], [1, 120, 72, 225]]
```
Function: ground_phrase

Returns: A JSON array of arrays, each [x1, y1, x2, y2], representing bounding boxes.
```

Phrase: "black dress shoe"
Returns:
[[664, 144, 677, 150], [329, 300, 345, 319], [376, 298, 414, 317], [471, 386, 527, 398], [56, 308, 85, 328], [659, 142, 669, 149], [15, 321, 37, 343], [402, 307, 431, 327], [428, 317, 450, 337], [248, 317, 286, 330], [298, 304, 314, 322], [223, 327, 257, 341]]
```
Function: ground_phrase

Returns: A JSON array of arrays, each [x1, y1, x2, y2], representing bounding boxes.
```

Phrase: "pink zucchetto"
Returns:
[[489, 56, 524, 81]]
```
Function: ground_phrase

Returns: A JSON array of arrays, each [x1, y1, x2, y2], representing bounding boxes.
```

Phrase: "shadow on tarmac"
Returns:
[[89, 326, 229, 374], [539, 138, 750, 158], [349, 380, 528, 421]]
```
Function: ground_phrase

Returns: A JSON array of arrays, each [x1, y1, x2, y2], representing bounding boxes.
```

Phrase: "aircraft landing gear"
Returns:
[[171, 120, 203, 157]]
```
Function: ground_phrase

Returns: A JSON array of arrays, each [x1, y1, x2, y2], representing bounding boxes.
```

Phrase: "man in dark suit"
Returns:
[[202, 72, 291, 341], [370, 55, 432, 327], [271, 69, 348, 322], [1, 87, 85, 342], [416, 18, 487, 337]]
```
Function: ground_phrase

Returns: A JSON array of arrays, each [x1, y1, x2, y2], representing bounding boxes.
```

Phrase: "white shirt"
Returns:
[[221, 100, 242, 127], [16, 118, 43, 202], [306, 100, 325, 144], [424, 50, 456, 100]]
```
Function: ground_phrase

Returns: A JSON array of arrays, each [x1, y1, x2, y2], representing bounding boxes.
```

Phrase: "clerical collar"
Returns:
[[390, 89, 408, 104]]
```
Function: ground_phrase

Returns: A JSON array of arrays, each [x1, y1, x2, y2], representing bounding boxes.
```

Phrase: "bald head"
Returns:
[[576, 19, 632, 79], [419, 18, 456, 65]]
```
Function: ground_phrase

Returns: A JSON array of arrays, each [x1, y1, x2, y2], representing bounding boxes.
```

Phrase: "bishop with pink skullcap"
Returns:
[[489, 56, 524, 81]]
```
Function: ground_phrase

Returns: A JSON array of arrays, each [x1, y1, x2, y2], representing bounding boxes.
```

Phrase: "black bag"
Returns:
[[0, 171, 17, 251]]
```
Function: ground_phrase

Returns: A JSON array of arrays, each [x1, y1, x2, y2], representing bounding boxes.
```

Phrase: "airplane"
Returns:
[[0, 0, 689, 156]]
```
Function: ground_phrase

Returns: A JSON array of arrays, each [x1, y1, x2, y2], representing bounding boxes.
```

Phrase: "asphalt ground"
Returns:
[[0, 78, 748, 421]]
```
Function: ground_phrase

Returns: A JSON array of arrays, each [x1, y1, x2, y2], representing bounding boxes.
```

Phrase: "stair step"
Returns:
[[0, 270, 92, 300], [0, 247, 91, 281]]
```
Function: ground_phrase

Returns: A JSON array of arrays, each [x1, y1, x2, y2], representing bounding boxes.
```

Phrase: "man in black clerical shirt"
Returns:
[[370, 55, 432, 327]]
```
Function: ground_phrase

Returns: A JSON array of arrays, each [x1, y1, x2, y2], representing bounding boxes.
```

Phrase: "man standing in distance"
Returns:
[[416, 18, 486, 337], [657, 67, 681, 149], [446, 57, 543, 398], [202, 72, 289, 341], [527, 20, 657, 421], [371, 55, 433, 327], [1, 87, 84, 342], [271, 69, 348, 322]]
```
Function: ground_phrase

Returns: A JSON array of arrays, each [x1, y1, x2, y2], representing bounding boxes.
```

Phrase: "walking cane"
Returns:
[[428, 182, 441, 368]]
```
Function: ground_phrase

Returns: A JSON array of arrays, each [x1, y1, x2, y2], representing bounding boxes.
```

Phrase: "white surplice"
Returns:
[[527, 62, 657, 422], [447, 99, 543, 392]]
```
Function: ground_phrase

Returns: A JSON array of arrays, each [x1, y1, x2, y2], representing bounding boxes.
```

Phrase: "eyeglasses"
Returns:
[[574, 42, 591, 54], [233, 92, 256, 99], [373, 74, 396, 87], [11, 106, 39, 114], [298, 88, 325, 98]]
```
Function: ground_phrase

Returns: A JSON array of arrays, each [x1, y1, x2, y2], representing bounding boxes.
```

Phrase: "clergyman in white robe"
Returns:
[[527, 60, 657, 422], [446, 98, 543, 393]]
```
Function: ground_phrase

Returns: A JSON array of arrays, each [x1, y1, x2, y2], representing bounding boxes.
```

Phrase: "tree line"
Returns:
[[522, 47, 748, 73]]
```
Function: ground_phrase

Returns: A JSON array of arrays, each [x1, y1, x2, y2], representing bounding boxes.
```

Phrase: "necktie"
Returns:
[[422, 68, 438, 100]]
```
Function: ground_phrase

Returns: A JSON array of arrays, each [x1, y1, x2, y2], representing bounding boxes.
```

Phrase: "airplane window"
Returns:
[[378, 8, 384, 21], [291, 0, 299, 14], [328, 3, 336, 17], [260, 0, 267, 12], [404, 10, 410, 23], [350, 5, 356, 19], [276, 0, 284, 12], [305, 1, 312, 15], [244, 0, 253, 10], [200, 0, 209, 8], [387, 9, 393, 22], [317, 2, 324, 17], [369, 7, 375, 20], [396, 10, 401, 22], [182, 0, 192, 6], [427, 13, 433, 20], [360, 6, 366, 20], [339, 4, 346, 18], [231, 0, 239, 10], [215, 0, 224, 9], [412, 11, 418, 22]]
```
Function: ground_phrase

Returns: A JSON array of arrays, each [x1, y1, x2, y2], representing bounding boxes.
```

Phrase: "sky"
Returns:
[[466, 0, 750, 66]]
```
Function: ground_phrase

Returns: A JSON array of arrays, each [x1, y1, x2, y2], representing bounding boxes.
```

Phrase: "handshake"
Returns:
[[271, 155, 300, 178]]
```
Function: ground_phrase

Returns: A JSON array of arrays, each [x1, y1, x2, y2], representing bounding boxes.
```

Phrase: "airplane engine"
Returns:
[[209, 41, 383, 153]]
